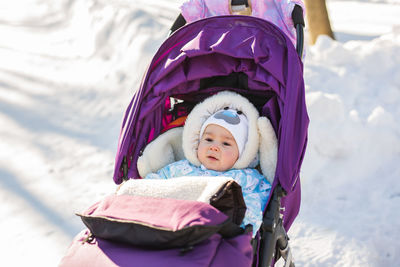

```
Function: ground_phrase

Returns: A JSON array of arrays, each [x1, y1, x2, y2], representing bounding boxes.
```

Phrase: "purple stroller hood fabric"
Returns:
[[113, 16, 308, 230]]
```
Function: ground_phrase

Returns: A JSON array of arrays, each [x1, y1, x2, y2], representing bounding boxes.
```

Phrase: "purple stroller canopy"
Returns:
[[113, 16, 308, 229]]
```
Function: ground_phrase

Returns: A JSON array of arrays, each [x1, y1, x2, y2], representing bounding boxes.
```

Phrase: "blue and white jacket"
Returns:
[[145, 159, 271, 236]]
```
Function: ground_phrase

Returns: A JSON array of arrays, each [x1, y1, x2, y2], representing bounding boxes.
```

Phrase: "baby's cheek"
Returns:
[[196, 147, 202, 159], [197, 148, 205, 164]]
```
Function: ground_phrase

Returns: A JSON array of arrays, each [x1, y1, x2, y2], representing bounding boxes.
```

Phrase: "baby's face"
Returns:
[[197, 124, 239, 171]]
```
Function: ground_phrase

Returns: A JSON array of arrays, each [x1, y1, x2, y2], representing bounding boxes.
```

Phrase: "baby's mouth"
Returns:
[[207, 155, 218, 161]]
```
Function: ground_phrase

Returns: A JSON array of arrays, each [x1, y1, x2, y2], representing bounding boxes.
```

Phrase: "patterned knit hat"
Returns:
[[199, 108, 249, 156]]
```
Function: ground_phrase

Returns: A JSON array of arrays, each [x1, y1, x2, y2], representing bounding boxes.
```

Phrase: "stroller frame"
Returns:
[[167, 3, 305, 267]]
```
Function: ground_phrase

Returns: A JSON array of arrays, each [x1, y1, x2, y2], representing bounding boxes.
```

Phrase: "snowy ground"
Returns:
[[0, 0, 399, 266]]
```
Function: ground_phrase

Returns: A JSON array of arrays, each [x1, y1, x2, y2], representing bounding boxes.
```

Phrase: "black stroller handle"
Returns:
[[291, 4, 305, 59], [291, 4, 305, 27], [169, 5, 305, 59], [169, 13, 186, 36]]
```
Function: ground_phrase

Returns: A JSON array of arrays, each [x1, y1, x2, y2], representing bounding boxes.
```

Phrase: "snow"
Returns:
[[0, 0, 399, 266]]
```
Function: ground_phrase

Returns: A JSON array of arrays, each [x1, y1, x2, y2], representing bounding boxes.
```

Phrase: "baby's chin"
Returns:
[[201, 161, 233, 172]]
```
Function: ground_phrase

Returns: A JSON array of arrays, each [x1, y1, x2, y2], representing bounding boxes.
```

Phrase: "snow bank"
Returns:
[[287, 25, 400, 266]]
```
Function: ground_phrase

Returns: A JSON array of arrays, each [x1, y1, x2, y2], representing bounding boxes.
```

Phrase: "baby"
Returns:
[[145, 91, 272, 236]]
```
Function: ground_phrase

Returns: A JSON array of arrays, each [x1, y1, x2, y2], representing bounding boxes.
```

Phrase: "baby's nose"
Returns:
[[209, 145, 219, 151]]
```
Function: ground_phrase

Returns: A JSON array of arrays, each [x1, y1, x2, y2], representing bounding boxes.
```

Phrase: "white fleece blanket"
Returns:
[[116, 176, 234, 204]]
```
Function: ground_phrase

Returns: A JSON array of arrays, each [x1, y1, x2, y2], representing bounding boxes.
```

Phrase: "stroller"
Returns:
[[59, 1, 308, 266]]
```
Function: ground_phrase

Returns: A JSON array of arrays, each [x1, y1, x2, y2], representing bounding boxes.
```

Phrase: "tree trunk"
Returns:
[[304, 0, 335, 45]]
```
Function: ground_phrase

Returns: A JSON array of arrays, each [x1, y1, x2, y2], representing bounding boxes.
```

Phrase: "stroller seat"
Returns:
[[111, 14, 308, 266]]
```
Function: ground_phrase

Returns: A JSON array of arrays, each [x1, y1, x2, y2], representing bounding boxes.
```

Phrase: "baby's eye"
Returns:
[[223, 142, 231, 146], [205, 138, 213, 142]]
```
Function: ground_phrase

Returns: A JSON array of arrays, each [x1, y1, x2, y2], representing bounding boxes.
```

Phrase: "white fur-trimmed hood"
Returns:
[[137, 91, 278, 183], [137, 127, 184, 178]]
